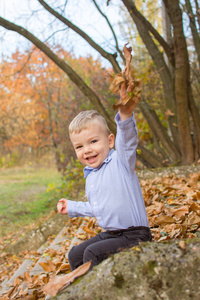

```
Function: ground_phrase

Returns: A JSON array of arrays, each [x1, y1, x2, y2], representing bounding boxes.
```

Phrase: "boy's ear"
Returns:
[[108, 134, 115, 149]]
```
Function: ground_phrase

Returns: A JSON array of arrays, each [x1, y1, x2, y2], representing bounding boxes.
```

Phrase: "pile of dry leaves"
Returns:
[[142, 171, 200, 241], [0, 171, 200, 299]]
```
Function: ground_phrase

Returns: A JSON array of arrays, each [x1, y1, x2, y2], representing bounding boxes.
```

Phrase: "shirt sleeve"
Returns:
[[115, 112, 138, 176], [67, 199, 94, 218]]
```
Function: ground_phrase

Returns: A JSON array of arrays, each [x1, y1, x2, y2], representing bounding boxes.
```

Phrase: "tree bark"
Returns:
[[194, 0, 200, 30], [162, 0, 174, 75], [164, 0, 194, 164], [185, 0, 200, 67], [188, 86, 200, 160]]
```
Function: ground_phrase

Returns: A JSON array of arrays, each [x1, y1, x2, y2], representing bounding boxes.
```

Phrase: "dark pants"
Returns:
[[68, 226, 152, 270]]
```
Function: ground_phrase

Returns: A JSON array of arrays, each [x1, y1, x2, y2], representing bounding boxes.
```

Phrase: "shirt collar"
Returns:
[[83, 149, 114, 178]]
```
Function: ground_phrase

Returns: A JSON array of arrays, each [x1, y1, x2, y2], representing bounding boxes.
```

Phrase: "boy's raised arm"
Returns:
[[115, 99, 139, 175]]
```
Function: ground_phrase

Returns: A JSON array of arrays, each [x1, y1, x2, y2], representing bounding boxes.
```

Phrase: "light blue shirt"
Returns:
[[67, 112, 149, 230]]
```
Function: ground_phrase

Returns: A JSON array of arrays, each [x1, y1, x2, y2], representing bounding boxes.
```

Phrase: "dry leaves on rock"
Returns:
[[142, 172, 200, 241], [0, 218, 99, 299], [1, 172, 200, 299], [43, 261, 91, 297]]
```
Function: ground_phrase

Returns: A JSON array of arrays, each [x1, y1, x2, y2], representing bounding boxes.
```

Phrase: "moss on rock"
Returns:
[[54, 239, 200, 300]]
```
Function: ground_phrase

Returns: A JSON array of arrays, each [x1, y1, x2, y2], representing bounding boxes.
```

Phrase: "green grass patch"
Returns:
[[0, 166, 64, 236]]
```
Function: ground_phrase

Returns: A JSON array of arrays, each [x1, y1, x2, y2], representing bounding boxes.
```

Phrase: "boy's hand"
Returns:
[[57, 198, 68, 214], [118, 99, 138, 122]]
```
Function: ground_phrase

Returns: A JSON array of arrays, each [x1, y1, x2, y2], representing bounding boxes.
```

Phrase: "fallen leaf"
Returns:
[[190, 202, 200, 215], [158, 236, 168, 242], [87, 218, 95, 229], [183, 211, 200, 226], [153, 215, 176, 226], [165, 109, 175, 117], [39, 259, 56, 272], [179, 241, 186, 249], [43, 261, 91, 296], [171, 205, 189, 219], [24, 271, 32, 283], [56, 263, 71, 275], [81, 226, 97, 236]]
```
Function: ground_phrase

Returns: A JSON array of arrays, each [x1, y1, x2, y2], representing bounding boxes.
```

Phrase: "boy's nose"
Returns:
[[84, 146, 92, 154]]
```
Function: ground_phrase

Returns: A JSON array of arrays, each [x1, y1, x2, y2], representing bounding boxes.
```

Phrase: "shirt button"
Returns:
[[90, 185, 93, 188], [98, 217, 101, 221], [94, 202, 97, 206]]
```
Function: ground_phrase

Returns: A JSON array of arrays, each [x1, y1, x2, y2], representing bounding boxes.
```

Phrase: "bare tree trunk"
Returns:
[[162, 0, 173, 71], [164, 0, 194, 164], [188, 87, 200, 160], [185, 0, 200, 67], [194, 0, 200, 35]]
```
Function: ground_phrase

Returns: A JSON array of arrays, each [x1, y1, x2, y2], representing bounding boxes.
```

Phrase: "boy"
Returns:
[[57, 101, 151, 270]]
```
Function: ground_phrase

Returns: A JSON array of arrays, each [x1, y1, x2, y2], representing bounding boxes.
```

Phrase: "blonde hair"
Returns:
[[69, 110, 111, 135]]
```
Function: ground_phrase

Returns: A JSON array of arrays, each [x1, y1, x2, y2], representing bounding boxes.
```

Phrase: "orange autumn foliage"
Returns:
[[0, 47, 112, 162]]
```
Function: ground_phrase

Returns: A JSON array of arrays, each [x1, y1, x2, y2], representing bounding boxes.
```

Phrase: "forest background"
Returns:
[[0, 0, 200, 235]]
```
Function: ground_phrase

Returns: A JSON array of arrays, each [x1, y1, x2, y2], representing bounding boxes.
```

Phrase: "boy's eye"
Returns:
[[75, 145, 82, 150], [91, 140, 97, 144]]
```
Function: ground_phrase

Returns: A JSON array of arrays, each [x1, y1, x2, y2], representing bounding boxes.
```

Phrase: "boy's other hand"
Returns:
[[57, 198, 68, 214]]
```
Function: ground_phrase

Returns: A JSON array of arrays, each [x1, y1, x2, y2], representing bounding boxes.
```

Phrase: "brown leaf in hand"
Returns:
[[109, 43, 142, 109], [43, 261, 91, 297]]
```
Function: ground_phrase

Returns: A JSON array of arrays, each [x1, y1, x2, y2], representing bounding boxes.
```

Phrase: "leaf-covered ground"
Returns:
[[0, 171, 200, 299]]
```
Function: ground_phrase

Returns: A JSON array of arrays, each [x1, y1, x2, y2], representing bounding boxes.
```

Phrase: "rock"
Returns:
[[136, 164, 200, 180], [5, 213, 68, 254], [54, 239, 200, 300]]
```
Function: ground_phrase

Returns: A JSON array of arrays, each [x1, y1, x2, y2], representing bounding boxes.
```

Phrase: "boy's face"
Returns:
[[70, 121, 115, 168]]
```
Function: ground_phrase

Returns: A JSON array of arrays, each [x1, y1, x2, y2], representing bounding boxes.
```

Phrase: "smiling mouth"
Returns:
[[86, 155, 98, 163]]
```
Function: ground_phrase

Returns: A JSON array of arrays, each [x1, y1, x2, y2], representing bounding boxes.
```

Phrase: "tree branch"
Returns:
[[139, 99, 181, 161], [122, 0, 174, 67], [38, 0, 121, 73], [92, 0, 125, 64], [0, 16, 116, 133]]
